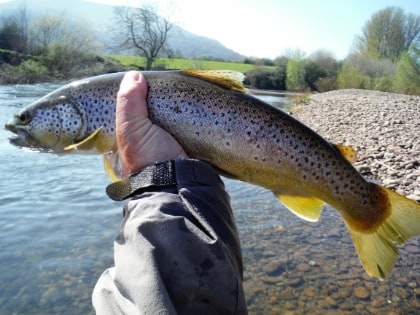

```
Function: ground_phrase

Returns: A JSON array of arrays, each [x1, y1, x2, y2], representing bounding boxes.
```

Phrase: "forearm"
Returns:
[[93, 158, 247, 315]]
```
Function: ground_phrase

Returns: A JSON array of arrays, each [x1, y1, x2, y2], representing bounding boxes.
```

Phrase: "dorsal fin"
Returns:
[[181, 69, 248, 93], [334, 144, 358, 164]]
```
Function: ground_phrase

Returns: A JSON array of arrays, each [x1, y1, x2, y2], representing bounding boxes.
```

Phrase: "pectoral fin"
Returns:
[[103, 151, 123, 182], [276, 194, 324, 222], [65, 127, 103, 151]]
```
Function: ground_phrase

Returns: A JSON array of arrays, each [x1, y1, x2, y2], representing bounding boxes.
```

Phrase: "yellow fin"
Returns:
[[64, 127, 102, 151], [343, 185, 420, 279], [103, 153, 121, 182], [182, 69, 248, 93], [276, 194, 324, 222], [334, 144, 358, 164]]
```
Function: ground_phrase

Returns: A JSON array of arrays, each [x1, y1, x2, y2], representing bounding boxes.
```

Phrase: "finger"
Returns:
[[116, 71, 149, 124]]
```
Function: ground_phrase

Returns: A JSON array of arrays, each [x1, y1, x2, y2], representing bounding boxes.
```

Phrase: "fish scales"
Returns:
[[5, 70, 420, 280], [145, 72, 365, 203]]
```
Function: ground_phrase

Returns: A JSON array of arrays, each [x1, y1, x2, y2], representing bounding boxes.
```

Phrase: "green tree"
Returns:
[[356, 7, 420, 62], [286, 50, 306, 91], [112, 5, 172, 70], [394, 45, 420, 94]]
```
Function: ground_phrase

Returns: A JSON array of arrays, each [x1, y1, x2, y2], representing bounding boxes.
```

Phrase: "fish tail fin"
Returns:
[[343, 185, 420, 279]]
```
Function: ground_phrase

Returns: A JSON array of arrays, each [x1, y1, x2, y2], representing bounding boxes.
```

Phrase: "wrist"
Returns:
[[107, 160, 179, 201], [123, 152, 189, 177]]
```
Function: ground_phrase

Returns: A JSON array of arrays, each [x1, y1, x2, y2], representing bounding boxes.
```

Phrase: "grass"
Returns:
[[105, 54, 274, 73]]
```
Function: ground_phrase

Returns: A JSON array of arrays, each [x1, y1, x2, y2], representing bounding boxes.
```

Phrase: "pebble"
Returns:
[[239, 89, 420, 315], [294, 89, 419, 200], [354, 286, 370, 299]]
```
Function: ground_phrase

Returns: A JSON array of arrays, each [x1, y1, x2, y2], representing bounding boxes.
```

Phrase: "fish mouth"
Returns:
[[6, 126, 35, 149], [5, 122, 50, 152]]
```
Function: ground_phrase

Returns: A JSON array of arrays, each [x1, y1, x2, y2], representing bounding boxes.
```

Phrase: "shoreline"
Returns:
[[292, 88, 420, 202], [249, 88, 304, 97]]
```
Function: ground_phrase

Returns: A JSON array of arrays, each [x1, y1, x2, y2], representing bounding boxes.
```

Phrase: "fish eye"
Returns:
[[17, 111, 31, 124]]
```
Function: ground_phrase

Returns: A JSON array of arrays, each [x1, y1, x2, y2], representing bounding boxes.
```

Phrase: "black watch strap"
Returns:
[[106, 160, 177, 201]]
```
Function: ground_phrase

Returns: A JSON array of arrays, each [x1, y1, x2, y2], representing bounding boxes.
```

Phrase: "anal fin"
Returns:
[[276, 194, 324, 222]]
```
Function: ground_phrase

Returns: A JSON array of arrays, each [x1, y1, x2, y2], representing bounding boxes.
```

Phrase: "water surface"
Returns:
[[0, 83, 418, 314]]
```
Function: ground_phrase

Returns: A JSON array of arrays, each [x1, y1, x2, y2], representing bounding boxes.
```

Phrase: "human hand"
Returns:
[[116, 71, 188, 177]]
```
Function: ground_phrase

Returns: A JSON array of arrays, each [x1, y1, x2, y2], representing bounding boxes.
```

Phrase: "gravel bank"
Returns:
[[293, 89, 420, 202]]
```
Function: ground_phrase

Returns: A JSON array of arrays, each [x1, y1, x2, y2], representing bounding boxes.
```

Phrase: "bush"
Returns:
[[337, 62, 370, 89], [245, 67, 286, 90], [394, 47, 420, 95], [314, 77, 337, 92], [337, 54, 396, 91]]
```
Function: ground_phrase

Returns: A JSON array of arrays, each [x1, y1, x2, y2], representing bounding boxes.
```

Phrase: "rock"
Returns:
[[262, 259, 287, 276], [407, 194, 420, 202], [354, 286, 371, 300]]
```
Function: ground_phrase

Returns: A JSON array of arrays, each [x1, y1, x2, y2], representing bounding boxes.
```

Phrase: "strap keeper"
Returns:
[[106, 160, 176, 201]]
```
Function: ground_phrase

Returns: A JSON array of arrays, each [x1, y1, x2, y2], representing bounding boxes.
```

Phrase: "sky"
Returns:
[[85, 0, 419, 60], [1, 0, 419, 60]]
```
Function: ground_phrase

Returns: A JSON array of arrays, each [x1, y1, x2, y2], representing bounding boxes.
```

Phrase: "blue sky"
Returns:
[[1, 0, 419, 60], [86, 0, 419, 60]]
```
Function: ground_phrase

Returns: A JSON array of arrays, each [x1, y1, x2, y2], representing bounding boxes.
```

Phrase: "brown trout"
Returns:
[[5, 70, 420, 279]]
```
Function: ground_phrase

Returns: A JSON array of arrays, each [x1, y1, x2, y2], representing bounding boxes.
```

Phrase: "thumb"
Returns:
[[116, 71, 149, 124]]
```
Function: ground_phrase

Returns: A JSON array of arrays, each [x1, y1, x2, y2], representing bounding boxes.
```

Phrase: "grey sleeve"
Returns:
[[92, 159, 247, 315]]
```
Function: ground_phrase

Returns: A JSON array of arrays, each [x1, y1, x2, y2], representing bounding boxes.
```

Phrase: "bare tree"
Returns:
[[30, 13, 101, 76], [113, 5, 172, 70]]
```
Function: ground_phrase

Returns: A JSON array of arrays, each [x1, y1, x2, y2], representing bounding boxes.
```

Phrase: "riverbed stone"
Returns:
[[354, 286, 370, 300], [294, 89, 419, 198], [240, 89, 419, 314]]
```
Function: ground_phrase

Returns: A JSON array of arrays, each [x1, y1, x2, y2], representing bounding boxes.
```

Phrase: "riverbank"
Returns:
[[293, 89, 420, 202]]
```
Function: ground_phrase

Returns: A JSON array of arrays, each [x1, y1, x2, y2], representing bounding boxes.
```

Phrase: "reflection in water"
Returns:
[[0, 84, 418, 314]]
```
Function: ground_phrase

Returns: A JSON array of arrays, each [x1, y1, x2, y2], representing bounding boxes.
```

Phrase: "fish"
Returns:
[[5, 70, 420, 279]]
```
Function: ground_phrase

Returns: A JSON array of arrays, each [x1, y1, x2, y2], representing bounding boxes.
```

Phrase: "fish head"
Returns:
[[5, 93, 87, 153]]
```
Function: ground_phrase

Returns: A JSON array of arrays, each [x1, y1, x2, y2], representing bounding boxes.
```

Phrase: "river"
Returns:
[[0, 83, 418, 314]]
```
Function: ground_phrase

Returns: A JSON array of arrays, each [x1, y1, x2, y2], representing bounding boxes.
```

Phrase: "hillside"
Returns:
[[0, 0, 244, 61]]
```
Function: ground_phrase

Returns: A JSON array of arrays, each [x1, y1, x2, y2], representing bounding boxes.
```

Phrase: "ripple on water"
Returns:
[[1, 84, 419, 314]]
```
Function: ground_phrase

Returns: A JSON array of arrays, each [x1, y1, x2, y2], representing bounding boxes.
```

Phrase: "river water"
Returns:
[[0, 83, 418, 314]]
